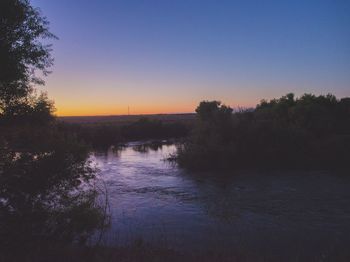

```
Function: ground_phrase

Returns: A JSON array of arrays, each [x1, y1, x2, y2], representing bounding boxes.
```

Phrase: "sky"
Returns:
[[31, 0, 350, 116]]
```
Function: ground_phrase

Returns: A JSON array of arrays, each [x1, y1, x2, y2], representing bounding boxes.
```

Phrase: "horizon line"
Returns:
[[57, 112, 196, 118]]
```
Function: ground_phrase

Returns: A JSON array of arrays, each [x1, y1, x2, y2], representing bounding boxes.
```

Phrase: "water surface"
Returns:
[[91, 142, 350, 256]]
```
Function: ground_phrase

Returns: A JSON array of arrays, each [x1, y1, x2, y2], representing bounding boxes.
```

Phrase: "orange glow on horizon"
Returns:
[[55, 104, 196, 117], [56, 109, 195, 117], [54, 100, 256, 117]]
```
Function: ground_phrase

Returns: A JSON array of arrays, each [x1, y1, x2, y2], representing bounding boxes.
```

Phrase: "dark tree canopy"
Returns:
[[195, 100, 233, 122], [0, 1, 107, 256], [178, 94, 350, 171], [0, 0, 56, 112]]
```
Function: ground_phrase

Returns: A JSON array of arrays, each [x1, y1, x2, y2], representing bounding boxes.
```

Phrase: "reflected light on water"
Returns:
[[90, 142, 350, 254]]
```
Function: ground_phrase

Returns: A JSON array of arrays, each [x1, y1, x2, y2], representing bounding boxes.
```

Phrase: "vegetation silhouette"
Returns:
[[61, 117, 190, 148], [1, 0, 350, 261], [177, 94, 350, 171], [0, 1, 108, 260]]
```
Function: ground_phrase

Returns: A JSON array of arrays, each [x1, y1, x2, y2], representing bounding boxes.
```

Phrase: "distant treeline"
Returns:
[[59, 117, 191, 148], [177, 93, 350, 171]]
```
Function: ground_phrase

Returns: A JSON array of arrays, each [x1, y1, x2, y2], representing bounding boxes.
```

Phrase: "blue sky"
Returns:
[[31, 0, 350, 115]]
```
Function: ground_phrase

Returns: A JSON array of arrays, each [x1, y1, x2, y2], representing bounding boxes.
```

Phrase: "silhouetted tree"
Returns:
[[0, 0, 56, 117], [196, 100, 233, 122], [178, 94, 350, 170], [0, 1, 107, 257], [177, 101, 234, 169]]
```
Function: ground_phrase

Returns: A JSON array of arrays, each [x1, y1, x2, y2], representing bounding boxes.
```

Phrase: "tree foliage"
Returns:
[[0, 1, 108, 256], [195, 101, 233, 122], [0, 0, 56, 114], [177, 94, 350, 171]]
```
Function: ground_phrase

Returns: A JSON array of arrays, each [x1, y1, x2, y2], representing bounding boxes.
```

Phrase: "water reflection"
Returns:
[[98, 140, 175, 156], [91, 142, 350, 254]]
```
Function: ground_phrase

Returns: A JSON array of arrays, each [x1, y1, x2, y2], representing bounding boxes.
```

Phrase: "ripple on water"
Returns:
[[91, 143, 350, 255]]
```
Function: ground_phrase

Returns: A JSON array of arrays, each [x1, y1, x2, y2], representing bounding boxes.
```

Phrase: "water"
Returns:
[[91, 141, 350, 256]]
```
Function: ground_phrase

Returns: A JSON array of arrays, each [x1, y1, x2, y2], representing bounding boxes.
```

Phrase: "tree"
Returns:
[[0, 0, 56, 115], [177, 101, 234, 170], [0, 1, 108, 256], [195, 100, 233, 122], [178, 94, 350, 170]]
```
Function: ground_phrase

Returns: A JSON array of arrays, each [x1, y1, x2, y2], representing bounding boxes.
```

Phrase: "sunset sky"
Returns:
[[32, 0, 350, 116]]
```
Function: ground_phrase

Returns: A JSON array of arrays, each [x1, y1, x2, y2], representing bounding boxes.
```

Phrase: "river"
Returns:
[[91, 141, 350, 257]]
